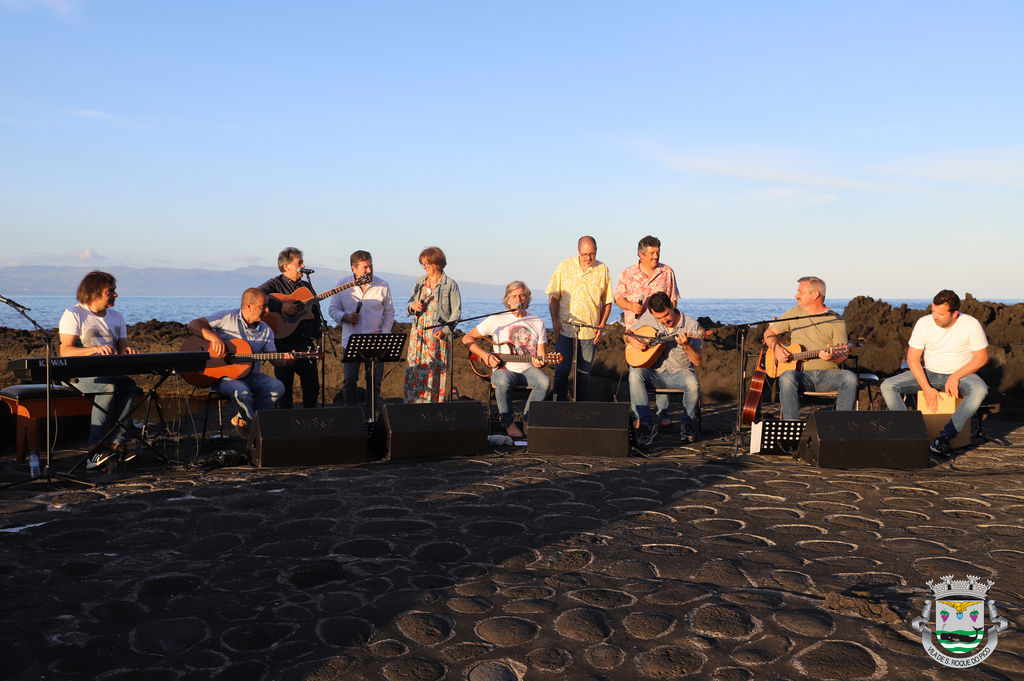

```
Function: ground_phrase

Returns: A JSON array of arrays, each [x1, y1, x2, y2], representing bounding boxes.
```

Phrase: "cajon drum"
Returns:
[[916, 390, 971, 448]]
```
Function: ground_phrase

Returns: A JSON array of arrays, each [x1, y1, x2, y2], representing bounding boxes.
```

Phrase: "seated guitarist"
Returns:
[[258, 247, 322, 408], [763, 276, 857, 420], [625, 292, 702, 446], [462, 281, 550, 438], [187, 289, 294, 437]]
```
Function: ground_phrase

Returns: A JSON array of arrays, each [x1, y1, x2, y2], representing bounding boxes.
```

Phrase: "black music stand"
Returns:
[[343, 333, 405, 421]]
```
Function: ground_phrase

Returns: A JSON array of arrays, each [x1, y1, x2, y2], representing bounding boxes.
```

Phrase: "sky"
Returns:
[[2, 1, 1022, 300]]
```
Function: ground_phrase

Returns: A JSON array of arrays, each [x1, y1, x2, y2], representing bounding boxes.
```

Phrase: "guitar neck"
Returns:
[[314, 280, 358, 302], [229, 352, 314, 362], [493, 353, 541, 363], [791, 345, 848, 362]]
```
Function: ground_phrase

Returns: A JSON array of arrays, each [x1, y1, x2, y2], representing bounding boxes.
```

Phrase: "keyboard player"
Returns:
[[58, 271, 139, 470]]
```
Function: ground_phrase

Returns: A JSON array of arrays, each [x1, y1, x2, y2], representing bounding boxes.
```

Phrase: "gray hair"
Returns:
[[277, 247, 303, 272], [503, 280, 532, 310], [798, 276, 826, 301]]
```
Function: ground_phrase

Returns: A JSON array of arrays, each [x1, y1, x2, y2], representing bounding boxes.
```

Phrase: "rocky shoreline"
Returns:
[[2, 294, 1022, 415]]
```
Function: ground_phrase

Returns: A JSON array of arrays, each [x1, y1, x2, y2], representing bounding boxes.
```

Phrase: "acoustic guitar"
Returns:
[[262, 273, 373, 338], [741, 345, 768, 424], [468, 339, 563, 378], [624, 326, 709, 368], [181, 336, 322, 387], [763, 343, 851, 378]]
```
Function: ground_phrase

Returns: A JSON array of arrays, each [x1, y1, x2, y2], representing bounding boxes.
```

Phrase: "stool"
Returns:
[[0, 384, 94, 462], [917, 390, 971, 449], [198, 385, 231, 441], [479, 375, 537, 428], [649, 388, 702, 435]]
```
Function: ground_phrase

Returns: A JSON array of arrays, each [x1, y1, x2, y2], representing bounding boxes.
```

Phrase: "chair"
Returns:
[[771, 355, 878, 415], [647, 388, 702, 435], [477, 374, 538, 430], [196, 385, 231, 442]]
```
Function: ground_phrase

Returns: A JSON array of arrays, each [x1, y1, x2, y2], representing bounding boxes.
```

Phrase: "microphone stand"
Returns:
[[730, 310, 841, 456], [0, 295, 92, 489], [303, 270, 335, 408], [427, 308, 524, 399]]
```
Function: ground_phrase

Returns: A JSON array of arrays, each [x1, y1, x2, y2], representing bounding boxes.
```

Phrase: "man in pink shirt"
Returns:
[[614, 235, 680, 328]]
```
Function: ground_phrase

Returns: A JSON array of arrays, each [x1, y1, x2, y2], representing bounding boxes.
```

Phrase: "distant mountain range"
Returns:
[[0, 265, 506, 298]]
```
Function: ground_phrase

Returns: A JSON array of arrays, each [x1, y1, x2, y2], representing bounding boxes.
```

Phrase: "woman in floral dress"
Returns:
[[404, 247, 462, 402]]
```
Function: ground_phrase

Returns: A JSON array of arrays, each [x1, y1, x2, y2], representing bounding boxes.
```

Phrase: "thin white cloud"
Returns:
[[615, 138, 909, 193], [68, 109, 113, 120], [66, 108, 152, 129], [64, 248, 102, 261], [740, 187, 840, 208], [0, 0, 79, 18], [878, 150, 1024, 189]]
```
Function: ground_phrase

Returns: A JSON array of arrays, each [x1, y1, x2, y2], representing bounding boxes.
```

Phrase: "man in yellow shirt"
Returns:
[[546, 236, 613, 401]]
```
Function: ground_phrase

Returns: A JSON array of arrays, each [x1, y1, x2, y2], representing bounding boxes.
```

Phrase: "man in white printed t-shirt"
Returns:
[[881, 289, 989, 456], [463, 280, 550, 438]]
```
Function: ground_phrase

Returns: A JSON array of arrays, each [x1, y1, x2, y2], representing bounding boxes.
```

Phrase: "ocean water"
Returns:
[[1, 295, 1020, 334]]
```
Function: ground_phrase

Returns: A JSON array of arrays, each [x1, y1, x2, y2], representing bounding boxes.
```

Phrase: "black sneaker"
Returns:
[[85, 449, 115, 470], [680, 422, 696, 444], [929, 436, 952, 457], [636, 423, 658, 446]]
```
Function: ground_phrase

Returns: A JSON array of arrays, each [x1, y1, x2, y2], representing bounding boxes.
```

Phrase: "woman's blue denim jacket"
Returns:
[[407, 273, 462, 332]]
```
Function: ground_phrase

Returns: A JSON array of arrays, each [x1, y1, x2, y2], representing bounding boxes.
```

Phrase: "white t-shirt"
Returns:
[[474, 311, 546, 374], [58, 304, 127, 349], [909, 312, 988, 375]]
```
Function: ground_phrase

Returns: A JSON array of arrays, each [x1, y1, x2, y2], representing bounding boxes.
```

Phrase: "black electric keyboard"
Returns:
[[8, 352, 209, 382]]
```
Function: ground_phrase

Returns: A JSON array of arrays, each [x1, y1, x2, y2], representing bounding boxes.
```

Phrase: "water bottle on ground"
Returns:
[[28, 451, 40, 478]]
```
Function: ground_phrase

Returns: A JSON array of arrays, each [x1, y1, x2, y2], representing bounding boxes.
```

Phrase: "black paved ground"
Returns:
[[1, 406, 1023, 680]]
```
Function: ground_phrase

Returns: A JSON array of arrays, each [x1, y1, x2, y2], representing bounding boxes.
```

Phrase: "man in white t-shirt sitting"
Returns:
[[59, 271, 139, 470], [463, 281, 550, 438], [880, 289, 989, 456]]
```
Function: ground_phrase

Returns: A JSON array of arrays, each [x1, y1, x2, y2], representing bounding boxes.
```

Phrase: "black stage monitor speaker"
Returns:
[[382, 401, 487, 460], [248, 407, 367, 467], [797, 410, 929, 469], [527, 401, 632, 457]]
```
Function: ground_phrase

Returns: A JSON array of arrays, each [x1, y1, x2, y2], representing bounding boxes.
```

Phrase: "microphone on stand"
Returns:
[[0, 294, 29, 311], [300, 267, 315, 275]]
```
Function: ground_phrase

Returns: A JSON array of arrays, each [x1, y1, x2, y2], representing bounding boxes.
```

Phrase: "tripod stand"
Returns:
[[0, 295, 92, 489]]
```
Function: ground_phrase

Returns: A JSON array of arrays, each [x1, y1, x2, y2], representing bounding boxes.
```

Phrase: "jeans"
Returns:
[[553, 334, 595, 401], [343, 361, 384, 412], [778, 369, 858, 420], [217, 371, 284, 422], [491, 366, 550, 426], [274, 336, 320, 408], [629, 367, 699, 427], [75, 375, 138, 445], [880, 370, 987, 438]]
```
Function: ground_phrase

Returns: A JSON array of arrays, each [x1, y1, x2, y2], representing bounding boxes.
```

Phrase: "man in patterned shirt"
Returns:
[[614, 235, 680, 328], [546, 236, 613, 401]]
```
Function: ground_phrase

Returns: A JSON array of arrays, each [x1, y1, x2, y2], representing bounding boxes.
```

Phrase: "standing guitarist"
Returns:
[[763, 276, 857, 420], [187, 289, 294, 438], [625, 292, 703, 445], [462, 281, 550, 438], [258, 247, 322, 408]]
